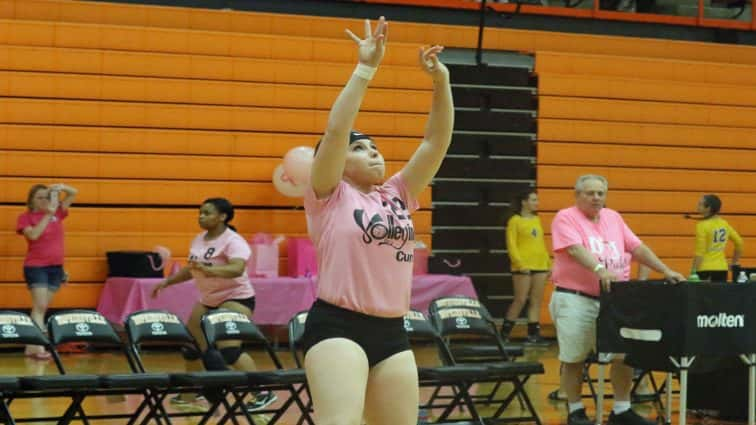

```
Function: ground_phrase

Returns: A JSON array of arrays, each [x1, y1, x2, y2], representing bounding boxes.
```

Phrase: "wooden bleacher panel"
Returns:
[[538, 118, 756, 150], [539, 165, 756, 195], [0, 206, 431, 234], [0, 98, 428, 135], [536, 51, 756, 86], [0, 46, 431, 90], [0, 177, 432, 208], [538, 72, 756, 107], [540, 96, 756, 128], [7, 0, 756, 65], [0, 151, 417, 182], [538, 145, 756, 175], [0, 125, 422, 160], [0, 70, 433, 113]]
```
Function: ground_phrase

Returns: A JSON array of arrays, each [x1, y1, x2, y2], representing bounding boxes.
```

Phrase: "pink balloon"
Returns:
[[282, 146, 315, 186], [272, 164, 306, 198]]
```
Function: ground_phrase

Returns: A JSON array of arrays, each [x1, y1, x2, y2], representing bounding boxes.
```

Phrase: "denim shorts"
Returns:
[[23, 265, 64, 291]]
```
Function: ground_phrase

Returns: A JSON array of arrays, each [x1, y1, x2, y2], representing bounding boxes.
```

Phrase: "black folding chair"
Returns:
[[124, 309, 250, 425], [429, 296, 531, 409], [44, 309, 172, 424], [404, 308, 490, 425], [287, 310, 313, 425], [429, 300, 544, 425], [0, 309, 98, 425], [200, 309, 312, 425]]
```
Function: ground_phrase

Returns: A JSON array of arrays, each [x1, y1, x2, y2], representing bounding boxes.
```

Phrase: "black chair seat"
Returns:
[[0, 377, 20, 391], [99, 373, 171, 389], [20, 374, 100, 390], [170, 371, 248, 387], [418, 365, 490, 382], [485, 361, 545, 377], [451, 344, 524, 359], [249, 369, 307, 385]]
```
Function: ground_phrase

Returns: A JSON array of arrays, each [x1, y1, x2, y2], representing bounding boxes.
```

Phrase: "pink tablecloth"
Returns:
[[410, 274, 477, 314], [97, 276, 315, 326], [97, 274, 476, 326]]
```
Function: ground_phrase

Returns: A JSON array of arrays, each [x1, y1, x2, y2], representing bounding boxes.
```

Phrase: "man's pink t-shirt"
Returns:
[[189, 228, 255, 307], [551, 206, 641, 297], [16, 208, 68, 267], [304, 173, 419, 318]]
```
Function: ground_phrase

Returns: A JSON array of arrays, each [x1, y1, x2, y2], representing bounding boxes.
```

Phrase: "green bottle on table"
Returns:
[[687, 270, 701, 282]]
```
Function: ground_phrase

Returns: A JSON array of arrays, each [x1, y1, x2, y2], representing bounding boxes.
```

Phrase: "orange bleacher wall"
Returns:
[[1, 0, 754, 313]]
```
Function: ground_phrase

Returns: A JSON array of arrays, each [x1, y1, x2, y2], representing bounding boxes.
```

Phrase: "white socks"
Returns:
[[568, 401, 585, 413], [613, 401, 631, 414]]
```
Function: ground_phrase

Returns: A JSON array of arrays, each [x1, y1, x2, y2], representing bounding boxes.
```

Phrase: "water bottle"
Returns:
[[736, 271, 748, 284], [417, 408, 430, 424]]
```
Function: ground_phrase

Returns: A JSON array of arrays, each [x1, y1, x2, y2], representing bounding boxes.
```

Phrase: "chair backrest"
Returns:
[[428, 296, 494, 322], [429, 297, 510, 364], [201, 308, 283, 369], [124, 309, 198, 372], [403, 309, 439, 341], [47, 309, 126, 373], [403, 309, 452, 365], [48, 310, 121, 346], [0, 310, 51, 347], [287, 310, 308, 368]]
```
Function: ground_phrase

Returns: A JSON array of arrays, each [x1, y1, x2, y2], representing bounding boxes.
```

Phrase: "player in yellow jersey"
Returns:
[[502, 190, 552, 345], [691, 194, 743, 282]]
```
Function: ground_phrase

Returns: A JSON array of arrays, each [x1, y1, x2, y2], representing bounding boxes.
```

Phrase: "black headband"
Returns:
[[349, 131, 372, 144]]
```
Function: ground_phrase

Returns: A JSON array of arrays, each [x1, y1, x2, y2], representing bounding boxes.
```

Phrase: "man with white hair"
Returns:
[[549, 174, 685, 425]]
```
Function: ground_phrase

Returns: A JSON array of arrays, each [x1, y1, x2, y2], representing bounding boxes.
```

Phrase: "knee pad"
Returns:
[[201, 348, 229, 371], [219, 346, 243, 365], [180, 346, 202, 361]]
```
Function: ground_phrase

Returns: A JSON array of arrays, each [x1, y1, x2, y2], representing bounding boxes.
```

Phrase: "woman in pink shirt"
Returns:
[[16, 183, 78, 360], [151, 198, 275, 411], [301, 17, 454, 425]]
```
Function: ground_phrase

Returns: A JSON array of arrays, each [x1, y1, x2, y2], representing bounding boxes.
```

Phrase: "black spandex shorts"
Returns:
[[511, 269, 549, 275], [302, 299, 410, 368], [696, 270, 728, 282], [203, 296, 256, 312]]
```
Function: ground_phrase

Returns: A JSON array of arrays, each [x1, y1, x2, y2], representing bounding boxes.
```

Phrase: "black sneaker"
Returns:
[[568, 408, 593, 425], [608, 409, 656, 425], [246, 391, 277, 412], [525, 334, 551, 347]]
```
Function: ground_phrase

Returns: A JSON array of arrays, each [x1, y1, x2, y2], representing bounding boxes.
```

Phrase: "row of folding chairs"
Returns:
[[1, 294, 544, 425], [0, 308, 312, 425]]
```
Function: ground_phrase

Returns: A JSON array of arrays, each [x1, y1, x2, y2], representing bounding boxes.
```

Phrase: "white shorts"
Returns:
[[549, 290, 600, 363]]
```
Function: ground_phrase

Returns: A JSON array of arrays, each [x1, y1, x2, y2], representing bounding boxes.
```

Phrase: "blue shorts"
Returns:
[[23, 265, 64, 291]]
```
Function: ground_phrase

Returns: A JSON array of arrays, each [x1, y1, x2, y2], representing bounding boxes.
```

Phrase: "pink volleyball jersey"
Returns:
[[16, 207, 68, 267], [304, 173, 419, 318], [551, 206, 642, 297], [188, 228, 255, 307]]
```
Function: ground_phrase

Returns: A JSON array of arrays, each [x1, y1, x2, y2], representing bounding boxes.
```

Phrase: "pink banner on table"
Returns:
[[309, 274, 478, 315], [249, 277, 316, 325], [97, 277, 316, 326], [97, 274, 476, 326], [410, 274, 477, 314], [97, 277, 199, 325]]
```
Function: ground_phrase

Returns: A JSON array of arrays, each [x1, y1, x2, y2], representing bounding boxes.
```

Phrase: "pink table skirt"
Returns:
[[97, 274, 476, 326], [97, 276, 315, 326]]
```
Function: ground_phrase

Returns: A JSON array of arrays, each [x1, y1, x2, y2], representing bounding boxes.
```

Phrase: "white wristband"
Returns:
[[353, 63, 377, 81], [593, 263, 605, 273]]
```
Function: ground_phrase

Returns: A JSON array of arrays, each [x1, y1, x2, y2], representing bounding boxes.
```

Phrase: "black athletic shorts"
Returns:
[[302, 299, 410, 367]]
